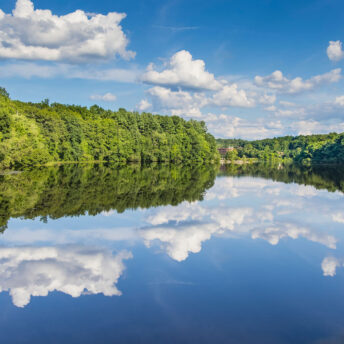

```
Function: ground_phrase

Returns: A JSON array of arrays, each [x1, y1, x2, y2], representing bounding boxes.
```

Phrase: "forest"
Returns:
[[217, 133, 344, 164], [219, 163, 344, 194], [2, 162, 343, 233], [0, 88, 218, 169], [0, 163, 217, 232]]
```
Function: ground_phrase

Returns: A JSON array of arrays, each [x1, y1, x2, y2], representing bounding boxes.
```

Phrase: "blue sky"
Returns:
[[1, 0, 344, 138]]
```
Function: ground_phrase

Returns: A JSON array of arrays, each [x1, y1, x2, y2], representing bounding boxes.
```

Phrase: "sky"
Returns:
[[0, 0, 344, 139]]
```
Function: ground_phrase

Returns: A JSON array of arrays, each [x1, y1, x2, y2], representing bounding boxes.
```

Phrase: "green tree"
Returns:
[[225, 149, 239, 161], [0, 87, 9, 99]]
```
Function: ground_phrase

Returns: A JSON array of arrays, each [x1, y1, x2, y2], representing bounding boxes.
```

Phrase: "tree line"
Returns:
[[0, 163, 217, 232], [217, 133, 344, 164], [219, 163, 344, 193], [0, 88, 218, 169]]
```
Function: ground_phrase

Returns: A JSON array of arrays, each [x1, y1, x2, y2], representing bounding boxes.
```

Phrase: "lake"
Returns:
[[0, 163, 344, 344]]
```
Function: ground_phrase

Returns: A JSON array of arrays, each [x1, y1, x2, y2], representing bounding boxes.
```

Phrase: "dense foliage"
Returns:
[[217, 133, 344, 164], [0, 163, 217, 232], [0, 90, 218, 169], [219, 163, 344, 194], [2, 162, 343, 233]]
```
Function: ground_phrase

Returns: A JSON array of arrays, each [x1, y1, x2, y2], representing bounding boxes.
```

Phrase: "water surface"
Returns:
[[0, 164, 344, 344]]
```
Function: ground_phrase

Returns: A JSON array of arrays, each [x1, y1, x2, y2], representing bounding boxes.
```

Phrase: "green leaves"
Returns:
[[0, 87, 9, 99], [216, 133, 344, 165], [0, 163, 217, 230], [0, 97, 219, 169]]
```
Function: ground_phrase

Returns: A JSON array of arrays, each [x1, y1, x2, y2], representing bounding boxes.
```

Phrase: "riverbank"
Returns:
[[220, 158, 258, 165]]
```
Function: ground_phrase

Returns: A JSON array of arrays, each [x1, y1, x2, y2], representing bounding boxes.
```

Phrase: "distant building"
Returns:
[[218, 147, 235, 156]]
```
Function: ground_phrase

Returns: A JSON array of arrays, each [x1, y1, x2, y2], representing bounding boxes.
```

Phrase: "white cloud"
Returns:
[[205, 114, 283, 139], [141, 50, 255, 113], [322, 257, 341, 277], [146, 202, 206, 226], [289, 120, 344, 136], [90, 92, 116, 102], [0, 62, 140, 82], [141, 50, 222, 91], [293, 185, 318, 197], [146, 86, 207, 117], [140, 50, 344, 135], [265, 105, 277, 112], [211, 84, 255, 108], [332, 212, 344, 223], [140, 223, 218, 262], [0, 246, 132, 307], [255, 69, 341, 94], [259, 93, 276, 105], [138, 99, 152, 111], [141, 192, 259, 261], [274, 107, 306, 118], [141, 205, 252, 261], [141, 194, 338, 261], [327, 41, 344, 62], [279, 100, 297, 107], [335, 95, 344, 107], [251, 224, 337, 248], [138, 175, 343, 261], [204, 177, 273, 201], [255, 70, 287, 90], [0, 0, 135, 62], [0, 226, 138, 245]]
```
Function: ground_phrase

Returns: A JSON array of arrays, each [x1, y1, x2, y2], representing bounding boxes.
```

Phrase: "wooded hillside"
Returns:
[[0, 89, 218, 169]]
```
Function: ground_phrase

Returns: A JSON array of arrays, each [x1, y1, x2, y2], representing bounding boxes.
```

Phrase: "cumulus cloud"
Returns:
[[251, 224, 337, 248], [146, 202, 207, 226], [259, 93, 276, 105], [211, 84, 255, 107], [204, 177, 273, 201], [139, 223, 218, 262], [0, 246, 132, 307], [327, 41, 344, 62], [90, 92, 116, 102], [138, 175, 342, 261], [254, 69, 341, 94], [141, 195, 261, 261], [332, 212, 344, 223], [141, 50, 222, 91], [335, 95, 344, 107], [141, 197, 338, 260], [139, 50, 344, 137], [142, 191, 257, 260], [322, 257, 342, 277], [205, 114, 284, 139], [0, 0, 135, 62], [289, 120, 344, 136], [138, 99, 152, 111], [146, 86, 207, 117]]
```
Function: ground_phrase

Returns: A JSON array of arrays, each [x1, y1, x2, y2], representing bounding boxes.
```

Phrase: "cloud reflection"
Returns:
[[0, 246, 132, 307], [322, 257, 343, 277], [140, 176, 340, 261], [142, 205, 253, 261]]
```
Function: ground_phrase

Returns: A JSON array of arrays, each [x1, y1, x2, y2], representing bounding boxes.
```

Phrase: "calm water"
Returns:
[[0, 164, 344, 344]]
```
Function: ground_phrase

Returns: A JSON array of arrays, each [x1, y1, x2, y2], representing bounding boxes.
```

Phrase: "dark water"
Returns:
[[0, 163, 344, 344]]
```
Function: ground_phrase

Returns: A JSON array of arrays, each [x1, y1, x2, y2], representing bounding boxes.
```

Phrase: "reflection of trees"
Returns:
[[219, 163, 344, 194], [0, 163, 217, 231]]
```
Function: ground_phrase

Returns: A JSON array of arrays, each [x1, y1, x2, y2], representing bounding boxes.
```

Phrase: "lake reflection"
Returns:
[[1, 164, 344, 343]]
